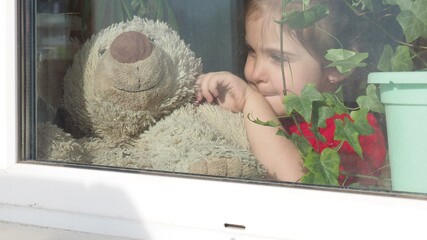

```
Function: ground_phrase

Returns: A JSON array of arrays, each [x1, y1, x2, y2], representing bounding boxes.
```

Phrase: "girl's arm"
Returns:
[[242, 89, 304, 181], [197, 72, 304, 182]]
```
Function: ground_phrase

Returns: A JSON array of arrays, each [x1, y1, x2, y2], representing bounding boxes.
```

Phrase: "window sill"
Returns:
[[0, 221, 137, 240], [1, 163, 427, 240]]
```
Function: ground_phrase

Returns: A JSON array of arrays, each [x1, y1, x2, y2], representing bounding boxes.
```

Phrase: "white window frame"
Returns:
[[1, 1, 427, 239]]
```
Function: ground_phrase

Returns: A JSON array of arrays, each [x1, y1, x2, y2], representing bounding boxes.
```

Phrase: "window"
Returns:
[[1, 0, 427, 239]]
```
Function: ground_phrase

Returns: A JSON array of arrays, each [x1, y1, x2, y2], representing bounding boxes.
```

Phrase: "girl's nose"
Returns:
[[247, 59, 267, 84]]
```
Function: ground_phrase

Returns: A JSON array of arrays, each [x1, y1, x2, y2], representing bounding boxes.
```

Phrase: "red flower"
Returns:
[[286, 113, 387, 186]]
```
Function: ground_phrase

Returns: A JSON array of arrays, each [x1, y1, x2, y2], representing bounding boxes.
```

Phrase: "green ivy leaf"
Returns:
[[291, 133, 313, 157], [310, 125, 327, 144], [392, 46, 414, 71], [316, 105, 336, 128], [325, 49, 369, 75], [281, 0, 293, 9], [377, 44, 394, 71], [276, 3, 329, 30], [334, 118, 364, 158], [300, 149, 340, 186], [322, 92, 348, 115], [276, 128, 291, 139], [350, 108, 374, 135], [308, 102, 327, 143], [356, 84, 385, 113], [284, 84, 324, 122], [393, 0, 427, 42], [248, 114, 281, 128], [300, 171, 317, 184], [378, 45, 413, 71]]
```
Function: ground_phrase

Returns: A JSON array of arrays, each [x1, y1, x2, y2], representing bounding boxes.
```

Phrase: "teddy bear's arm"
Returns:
[[37, 122, 90, 164]]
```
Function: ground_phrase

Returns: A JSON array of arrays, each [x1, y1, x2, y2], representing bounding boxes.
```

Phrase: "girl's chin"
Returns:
[[264, 95, 286, 116], [273, 108, 286, 117]]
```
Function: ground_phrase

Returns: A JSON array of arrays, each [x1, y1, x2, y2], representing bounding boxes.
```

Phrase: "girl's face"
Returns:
[[244, 12, 328, 116]]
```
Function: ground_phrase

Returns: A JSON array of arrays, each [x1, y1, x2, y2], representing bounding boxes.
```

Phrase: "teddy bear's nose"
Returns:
[[110, 31, 153, 63]]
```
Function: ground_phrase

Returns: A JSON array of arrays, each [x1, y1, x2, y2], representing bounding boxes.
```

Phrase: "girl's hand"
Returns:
[[196, 71, 252, 113], [196, 72, 304, 182]]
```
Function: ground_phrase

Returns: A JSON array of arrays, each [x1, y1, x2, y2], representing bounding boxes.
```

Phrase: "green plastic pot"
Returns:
[[368, 72, 427, 194]]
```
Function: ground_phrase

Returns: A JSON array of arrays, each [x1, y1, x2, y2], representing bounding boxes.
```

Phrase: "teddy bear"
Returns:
[[37, 17, 266, 179]]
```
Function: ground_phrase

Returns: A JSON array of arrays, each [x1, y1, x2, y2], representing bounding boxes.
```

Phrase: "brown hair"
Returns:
[[245, 0, 394, 103]]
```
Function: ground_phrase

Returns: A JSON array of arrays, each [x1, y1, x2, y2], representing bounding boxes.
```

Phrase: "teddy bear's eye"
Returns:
[[98, 48, 107, 57]]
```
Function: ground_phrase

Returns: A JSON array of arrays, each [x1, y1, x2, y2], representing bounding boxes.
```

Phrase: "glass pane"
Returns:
[[27, 0, 427, 196]]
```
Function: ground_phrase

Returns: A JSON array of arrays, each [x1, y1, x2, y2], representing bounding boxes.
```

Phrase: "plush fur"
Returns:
[[37, 17, 266, 179]]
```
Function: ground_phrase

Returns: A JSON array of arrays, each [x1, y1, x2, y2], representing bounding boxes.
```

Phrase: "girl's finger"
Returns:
[[207, 76, 220, 99], [200, 74, 215, 103]]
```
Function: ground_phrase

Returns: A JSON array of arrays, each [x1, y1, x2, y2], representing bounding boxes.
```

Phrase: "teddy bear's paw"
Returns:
[[241, 163, 266, 179], [37, 122, 91, 164], [82, 138, 154, 170], [188, 157, 266, 179], [103, 158, 154, 170], [188, 158, 245, 177]]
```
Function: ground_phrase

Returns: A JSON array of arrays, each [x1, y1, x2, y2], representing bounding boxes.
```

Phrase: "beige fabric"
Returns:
[[37, 17, 266, 179]]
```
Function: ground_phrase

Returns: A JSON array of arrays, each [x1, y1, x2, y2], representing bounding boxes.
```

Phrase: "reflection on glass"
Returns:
[[35, 0, 256, 177], [31, 0, 427, 195]]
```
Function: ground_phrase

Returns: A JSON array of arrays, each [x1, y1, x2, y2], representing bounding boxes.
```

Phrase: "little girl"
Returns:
[[197, 0, 386, 184]]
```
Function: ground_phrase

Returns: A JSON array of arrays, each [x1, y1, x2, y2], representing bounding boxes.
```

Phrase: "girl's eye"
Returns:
[[246, 46, 255, 55], [272, 54, 288, 63]]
